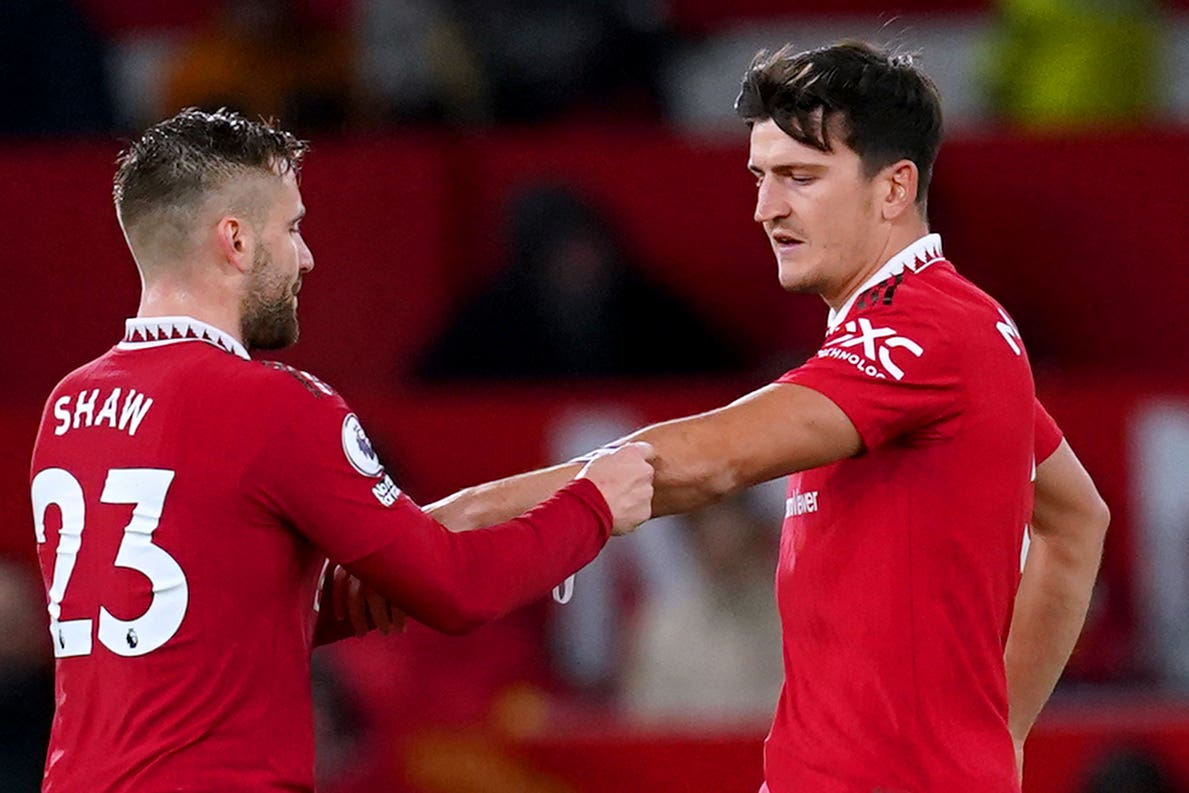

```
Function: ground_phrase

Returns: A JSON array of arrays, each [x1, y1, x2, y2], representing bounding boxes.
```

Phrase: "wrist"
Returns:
[[426, 488, 484, 532]]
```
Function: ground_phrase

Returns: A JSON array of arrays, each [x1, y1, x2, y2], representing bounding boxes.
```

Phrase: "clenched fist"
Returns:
[[578, 442, 656, 535]]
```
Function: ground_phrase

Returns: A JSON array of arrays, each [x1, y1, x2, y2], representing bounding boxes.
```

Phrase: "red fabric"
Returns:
[[1034, 398, 1064, 464], [768, 248, 1034, 791], [344, 480, 609, 635], [29, 328, 609, 792]]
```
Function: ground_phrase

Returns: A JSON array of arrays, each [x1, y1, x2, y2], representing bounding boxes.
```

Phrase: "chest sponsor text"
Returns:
[[785, 490, 820, 518]]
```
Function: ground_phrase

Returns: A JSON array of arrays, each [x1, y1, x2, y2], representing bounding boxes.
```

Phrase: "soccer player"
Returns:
[[428, 43, 1109, 791], [28, 108, 655, 792]]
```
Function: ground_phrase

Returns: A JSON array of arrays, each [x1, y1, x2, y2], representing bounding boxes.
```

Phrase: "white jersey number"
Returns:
[[31, 468, 188, 658]]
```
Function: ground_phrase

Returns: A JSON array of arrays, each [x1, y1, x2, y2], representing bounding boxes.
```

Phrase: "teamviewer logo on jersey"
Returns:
[[820, 318, 923, 380]]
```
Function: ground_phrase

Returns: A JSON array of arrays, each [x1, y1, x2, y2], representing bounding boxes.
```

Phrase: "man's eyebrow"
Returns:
[[748, 162, 828, 175], [291, 207, 306, 223]]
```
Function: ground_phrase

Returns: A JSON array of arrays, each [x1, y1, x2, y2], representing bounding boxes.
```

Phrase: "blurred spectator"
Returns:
[[983, 0, 1158, 129], [621, 491, 783, 723], [447, 0, 673, 122], [1133, 402, 1189, 689], [161, 0, 356, 131], [0, 0, 115, 135], [1081, 747, 1179, 793], [417, 183, 743, 380], [354, 0, 485, 124], [0, 561, 53, 793], [545, 407, 694, 697]]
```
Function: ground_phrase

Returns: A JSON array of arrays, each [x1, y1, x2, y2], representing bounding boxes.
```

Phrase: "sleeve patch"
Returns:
[[341, 413, 385, 478]]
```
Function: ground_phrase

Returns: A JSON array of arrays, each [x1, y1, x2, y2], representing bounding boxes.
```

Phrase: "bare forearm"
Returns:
[[1005, 532, 1103, 738], [426, 464, 578, 531], [427, 384, 860, 528], [424, 423, 735, 531], [353, 479, 612, 634], [625, 418, 745, 516]]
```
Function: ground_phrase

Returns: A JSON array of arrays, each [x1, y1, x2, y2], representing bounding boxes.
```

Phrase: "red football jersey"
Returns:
[[767, 235, 1042, 792], [30, 317, 611, 792], [1035, 398, 1063, 463]]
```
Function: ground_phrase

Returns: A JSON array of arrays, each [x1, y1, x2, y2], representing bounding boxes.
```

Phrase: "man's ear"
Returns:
[[879, 159, 920, 222], [215, 216, 253, 273]]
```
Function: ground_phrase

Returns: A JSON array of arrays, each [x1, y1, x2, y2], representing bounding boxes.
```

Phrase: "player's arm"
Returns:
[[1005, 439, 1109, 747], [305, 443, 653, 636], [252, 377, 655, 637], [428, 383, 861, 531]]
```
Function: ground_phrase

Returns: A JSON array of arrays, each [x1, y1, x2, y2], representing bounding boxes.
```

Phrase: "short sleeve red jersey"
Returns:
[[767, 235, 1040, 792], [30, 317, 610, 793], [1035, 397, 1064, 463]]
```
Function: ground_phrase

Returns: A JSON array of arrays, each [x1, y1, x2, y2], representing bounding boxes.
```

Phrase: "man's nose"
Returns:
[[754, 178, 789, 224], [299, 239, 314, 273]]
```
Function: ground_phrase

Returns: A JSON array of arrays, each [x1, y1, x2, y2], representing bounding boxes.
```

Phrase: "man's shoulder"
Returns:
[[250, 360, 340, 400], [849, 259, 1004, 330], [47, 348, 120, 395], [231, 360, 349, 423], [823, 260, 1020, 375], [833, 263, 953, 353], [838, 260, 1029, 381]]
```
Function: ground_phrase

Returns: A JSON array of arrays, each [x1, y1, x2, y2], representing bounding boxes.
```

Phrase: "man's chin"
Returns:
[[777, 268, 819, 295], [243, 320, 300, 351], [249, 335, 297, 352]]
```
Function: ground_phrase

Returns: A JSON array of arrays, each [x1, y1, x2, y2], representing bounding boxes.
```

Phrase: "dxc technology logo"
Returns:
[[820, 317, 924, 380]]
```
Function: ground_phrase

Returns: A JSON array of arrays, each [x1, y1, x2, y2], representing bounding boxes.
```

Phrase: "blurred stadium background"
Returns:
[[1, 0, 1187, 791]]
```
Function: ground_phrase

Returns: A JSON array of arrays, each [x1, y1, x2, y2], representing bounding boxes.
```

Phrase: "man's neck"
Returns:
[[137, 294, 245, 349], [824, 224, 930, 312]]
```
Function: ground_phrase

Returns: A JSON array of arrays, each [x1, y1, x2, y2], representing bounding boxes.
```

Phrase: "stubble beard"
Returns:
[[240, 246, 300, 351], [777, 255, 825, 296]]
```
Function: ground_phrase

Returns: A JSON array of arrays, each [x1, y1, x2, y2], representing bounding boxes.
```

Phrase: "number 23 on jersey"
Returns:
[[31, 467, 188, 658]]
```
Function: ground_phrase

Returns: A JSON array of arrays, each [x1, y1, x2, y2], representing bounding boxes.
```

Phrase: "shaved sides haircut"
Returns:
[[113, 108, 308, 255]]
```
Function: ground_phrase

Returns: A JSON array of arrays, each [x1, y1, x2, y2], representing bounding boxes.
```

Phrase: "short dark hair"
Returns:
[[113, 108, 308, 233], [735, 41, 943, 207]]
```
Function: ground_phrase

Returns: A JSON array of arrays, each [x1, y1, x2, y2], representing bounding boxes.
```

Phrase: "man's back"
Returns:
[[770, 237, 1034, 791], [31, 319, 364, 792], [30, 107, 655, 793]]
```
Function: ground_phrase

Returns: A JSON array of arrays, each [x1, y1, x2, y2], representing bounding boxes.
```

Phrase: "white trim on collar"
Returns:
[[826, 233, 945, 332], [118, 316, 250, 360]]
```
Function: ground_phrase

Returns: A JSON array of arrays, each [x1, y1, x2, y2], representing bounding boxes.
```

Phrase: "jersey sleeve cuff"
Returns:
[[778, 369, 880, 452], [552, 478, 614, 541]]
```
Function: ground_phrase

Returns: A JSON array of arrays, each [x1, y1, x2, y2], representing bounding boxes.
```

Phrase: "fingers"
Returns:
[[622, 440, 656, 461], [579, 440, 656, 536], [332, 565, 348, 622], [336, 566, 406, 637], [388, 604, 408, 634], [321, 561, 409, 638], [366, 586, 391, 635], [347, 575, 368, 637]]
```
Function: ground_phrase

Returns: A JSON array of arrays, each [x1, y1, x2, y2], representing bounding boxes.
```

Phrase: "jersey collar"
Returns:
[[826, 233, 945, 333], [118, 316, 251, 360]]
